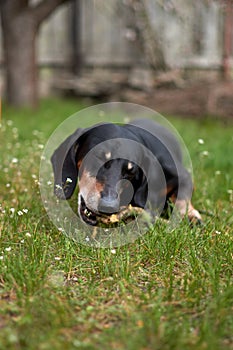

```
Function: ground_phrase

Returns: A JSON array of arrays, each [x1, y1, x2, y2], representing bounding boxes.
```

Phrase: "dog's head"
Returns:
[[51, 123, 148, 226]]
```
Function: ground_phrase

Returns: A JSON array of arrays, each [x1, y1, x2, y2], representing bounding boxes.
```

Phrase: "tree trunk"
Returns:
[[1, 11, 38, 108], [222, 0, 233, 81], [0, 0, 69, 108]]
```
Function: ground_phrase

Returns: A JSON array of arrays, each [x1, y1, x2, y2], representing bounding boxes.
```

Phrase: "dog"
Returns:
[[51, 119, 202, 226]]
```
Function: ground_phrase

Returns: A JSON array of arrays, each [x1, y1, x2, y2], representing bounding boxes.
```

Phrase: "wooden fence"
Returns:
[[0, 0, 224, 70], [0, 0, 232, 86]]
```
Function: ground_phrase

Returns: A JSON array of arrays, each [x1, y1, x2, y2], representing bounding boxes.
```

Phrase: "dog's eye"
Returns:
[[104, 161, 111, 169]]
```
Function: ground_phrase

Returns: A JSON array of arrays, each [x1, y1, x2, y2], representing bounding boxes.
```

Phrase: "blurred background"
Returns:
[[1, 0, 233, 119]]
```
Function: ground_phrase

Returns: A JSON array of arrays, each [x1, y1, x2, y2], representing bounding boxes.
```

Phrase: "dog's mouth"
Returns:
[[79, 195, 144, 227], [79, 195, 120, 227], [79, 195, 98, 226]]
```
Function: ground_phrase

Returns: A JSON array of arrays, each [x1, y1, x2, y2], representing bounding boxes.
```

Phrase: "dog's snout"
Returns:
[[98, 199, 119, 214], [101, 187, 118, 200], [98, 187, 119, 213]]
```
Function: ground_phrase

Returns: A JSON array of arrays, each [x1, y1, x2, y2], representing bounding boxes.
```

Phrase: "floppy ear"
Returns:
[[51, 128, 85, 199], [133, 152, 165, 210], [133, 184, 148, 208], [133, 173, 148, 209]]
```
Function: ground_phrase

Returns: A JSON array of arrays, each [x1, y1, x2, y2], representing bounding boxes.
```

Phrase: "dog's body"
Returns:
[[51, 119, 202, 226]]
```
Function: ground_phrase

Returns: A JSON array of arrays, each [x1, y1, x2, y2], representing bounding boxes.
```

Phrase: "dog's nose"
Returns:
[[98, 188, 119, 214]]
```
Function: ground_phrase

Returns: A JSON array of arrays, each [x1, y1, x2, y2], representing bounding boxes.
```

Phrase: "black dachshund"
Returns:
[[51, 119, 202, 226]]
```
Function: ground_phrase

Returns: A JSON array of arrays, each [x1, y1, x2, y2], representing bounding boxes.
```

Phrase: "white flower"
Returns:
[[38, 144, 44, 149], [66, 178, 72, 183], [10, 208, 15, 214], [11, 158, 18, 164], [7, 120, 13, 126], [6, 183, 11, 188], [201, 151, 209, 157], [111, 249, 116, 254], [47, 181, 52, 186], [54, 257, 61, 261], [17, 210, 23, 216], [215, 170, 221, 176], [22, 209, 28, 214], [5, 247, 11, 252], [25, 232, 32, 238], [198, 138, 204, 145], [85, 236, 90, 242], [0, 256, 4, 260]]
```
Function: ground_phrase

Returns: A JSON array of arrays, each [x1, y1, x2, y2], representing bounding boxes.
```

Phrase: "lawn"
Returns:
[[0, 98, 232, 350]]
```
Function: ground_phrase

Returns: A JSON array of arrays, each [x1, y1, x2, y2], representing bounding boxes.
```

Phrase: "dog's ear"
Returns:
[[133, 169, 148, 209], [51, 128, 85, 199], [133, 153, 165, 210]]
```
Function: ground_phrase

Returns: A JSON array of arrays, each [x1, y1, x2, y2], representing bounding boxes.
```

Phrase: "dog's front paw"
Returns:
[[188, 208, 203, 225], [175, 200, 203, 225]]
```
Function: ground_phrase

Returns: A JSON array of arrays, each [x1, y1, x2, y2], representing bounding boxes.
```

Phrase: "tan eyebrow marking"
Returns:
[[105, 152, 111, 160], [128, 162, 133, 170]]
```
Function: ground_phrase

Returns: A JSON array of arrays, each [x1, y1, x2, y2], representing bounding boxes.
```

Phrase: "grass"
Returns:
[[0, 98, 233, 350]]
